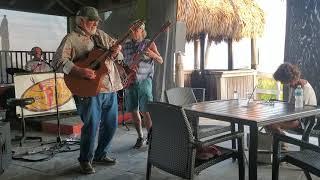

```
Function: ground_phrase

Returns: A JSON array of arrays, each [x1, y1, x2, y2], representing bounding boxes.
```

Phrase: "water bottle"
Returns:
[[294, 85, 304, 108]]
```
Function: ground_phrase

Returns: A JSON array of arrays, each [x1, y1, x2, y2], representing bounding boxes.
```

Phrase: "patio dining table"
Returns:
[[184, 99, 320, 180]]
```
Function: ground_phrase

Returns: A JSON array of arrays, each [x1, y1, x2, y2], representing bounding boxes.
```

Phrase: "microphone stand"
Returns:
[[53, 65, 61, 143], [41, 59, 79, 148], [121, 89, 130, 131]]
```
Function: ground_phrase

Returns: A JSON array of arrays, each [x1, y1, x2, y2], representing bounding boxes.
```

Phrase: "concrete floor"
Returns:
[[1, 119, 320, 180]]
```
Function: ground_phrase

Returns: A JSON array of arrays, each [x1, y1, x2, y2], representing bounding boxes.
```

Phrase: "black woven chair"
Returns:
[[272, 133, 320, 180], [284, 116, 317, 143], [165, 87, 234, 140], [302, 115, 320, 145], [310, 122, 320, 145], [146, 102, 245, 180]]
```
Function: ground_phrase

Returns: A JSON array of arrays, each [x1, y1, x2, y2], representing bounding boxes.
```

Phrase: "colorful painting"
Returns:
[[14, 73, 76, 117]]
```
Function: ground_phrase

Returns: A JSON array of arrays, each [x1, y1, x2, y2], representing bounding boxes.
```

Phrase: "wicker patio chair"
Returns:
[[272, 133, 320, 180], [310, 122, 320, 145], [165, 87, 235, 142], [146, 102, 245, 180], [285, 116, 317, 143], [297, 116, 320, 145]]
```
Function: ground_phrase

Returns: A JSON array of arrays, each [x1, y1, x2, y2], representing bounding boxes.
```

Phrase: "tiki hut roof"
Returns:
[[177, 0, 265, 42]]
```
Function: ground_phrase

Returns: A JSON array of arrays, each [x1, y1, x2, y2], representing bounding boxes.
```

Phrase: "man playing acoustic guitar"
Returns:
[[122, 21, 163, 149], [52, 6, 123, 174]]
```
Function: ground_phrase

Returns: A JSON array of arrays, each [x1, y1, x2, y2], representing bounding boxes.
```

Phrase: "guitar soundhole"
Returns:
[[89, 61, 100, 70]]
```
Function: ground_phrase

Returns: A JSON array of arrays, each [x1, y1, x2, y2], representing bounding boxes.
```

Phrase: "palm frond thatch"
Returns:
[[177, 0, 265, 42]]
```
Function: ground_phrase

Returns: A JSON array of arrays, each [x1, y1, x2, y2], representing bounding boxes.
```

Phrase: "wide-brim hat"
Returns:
[[131, 19, 145, 30], [76, 6, 101, 21]]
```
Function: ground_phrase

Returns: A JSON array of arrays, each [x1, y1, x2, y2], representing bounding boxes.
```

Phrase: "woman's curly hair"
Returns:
[[273, 63, 301, 84]]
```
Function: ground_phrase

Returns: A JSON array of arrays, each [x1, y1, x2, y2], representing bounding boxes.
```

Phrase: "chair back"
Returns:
[[148, 102, 195, 179], [166, 87, 197, 106]]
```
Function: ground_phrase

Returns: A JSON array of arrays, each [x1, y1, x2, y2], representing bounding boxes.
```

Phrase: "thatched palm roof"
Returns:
[[177, 0, 265, 42]]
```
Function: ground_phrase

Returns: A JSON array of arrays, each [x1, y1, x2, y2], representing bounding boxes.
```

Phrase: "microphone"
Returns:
[[40, 58, 56, 72]]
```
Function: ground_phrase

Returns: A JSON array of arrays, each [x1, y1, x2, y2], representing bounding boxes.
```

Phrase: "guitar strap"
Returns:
[[92, 35, 105, 49], [92, 34, 114, 87]]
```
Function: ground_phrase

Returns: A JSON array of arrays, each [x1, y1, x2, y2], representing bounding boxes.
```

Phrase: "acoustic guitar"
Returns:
[[64, 20, 144, 97]]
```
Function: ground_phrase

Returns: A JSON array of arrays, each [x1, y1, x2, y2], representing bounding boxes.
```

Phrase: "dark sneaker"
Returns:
[[93, 155, 117, 165], [80, 161, 95, 174], [134, 137, 145, 148], [146, 128, 152, 145]]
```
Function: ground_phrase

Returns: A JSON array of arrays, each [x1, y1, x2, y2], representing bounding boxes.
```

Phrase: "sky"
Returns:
[[0, 9, 67, 51]]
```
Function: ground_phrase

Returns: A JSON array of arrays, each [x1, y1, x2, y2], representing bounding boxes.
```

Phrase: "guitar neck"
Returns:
[[130, 21, 171, 67], [140, 21, 171, 53], [141, 30, 162, 53], [95, 30, 132, 64], [114, 30, 132, 47], [113, 20, 144, 47]]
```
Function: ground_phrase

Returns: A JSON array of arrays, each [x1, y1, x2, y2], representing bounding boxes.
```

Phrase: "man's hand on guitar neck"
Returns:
[[70, 66, 96, 80]]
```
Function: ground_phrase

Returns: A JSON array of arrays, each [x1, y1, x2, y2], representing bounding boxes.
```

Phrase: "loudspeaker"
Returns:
[[174, 21, 186, 53], [0, 122, 11, 175]]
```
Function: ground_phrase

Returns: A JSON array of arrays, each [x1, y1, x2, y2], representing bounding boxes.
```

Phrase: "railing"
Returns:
[[255, 72, 282, 100], [183, 70, 283, 101], [0, 50, 55, 84]]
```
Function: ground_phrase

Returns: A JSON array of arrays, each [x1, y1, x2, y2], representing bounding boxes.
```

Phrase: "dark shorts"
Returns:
[[125, 78, 153, 112]]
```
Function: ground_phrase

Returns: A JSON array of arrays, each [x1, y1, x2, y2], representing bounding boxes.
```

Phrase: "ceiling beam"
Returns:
[[56, 0, 75, 15], [9, 0, 16, 6], [71, 0, 86, 7], [44, 0, 57, 11]]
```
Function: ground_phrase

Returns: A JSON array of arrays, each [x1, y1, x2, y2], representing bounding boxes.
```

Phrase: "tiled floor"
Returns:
[[1, 119, 320, 180]]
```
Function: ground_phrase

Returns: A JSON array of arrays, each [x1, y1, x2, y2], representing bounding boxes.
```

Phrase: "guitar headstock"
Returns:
[[129, 19, 145, 32]]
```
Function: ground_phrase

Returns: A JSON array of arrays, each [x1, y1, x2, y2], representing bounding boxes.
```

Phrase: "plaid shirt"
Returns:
[[122, 39, 154, 82], [52, 26, 123, 93]]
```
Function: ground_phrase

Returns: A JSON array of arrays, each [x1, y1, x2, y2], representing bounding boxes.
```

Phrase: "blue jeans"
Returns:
[[74, 92, 118, 162]]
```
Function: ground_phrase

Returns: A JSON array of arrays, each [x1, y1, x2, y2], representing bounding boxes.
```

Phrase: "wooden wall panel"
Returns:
[[184, 70, 256, 101]]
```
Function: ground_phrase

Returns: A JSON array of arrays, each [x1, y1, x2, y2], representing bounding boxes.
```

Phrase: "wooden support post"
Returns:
[[228, 38, 233, 70], [199, 33, 205, 72], [194, 40, 200, 70], [251, 38, 258, 70], [175, 52, 184, 87]]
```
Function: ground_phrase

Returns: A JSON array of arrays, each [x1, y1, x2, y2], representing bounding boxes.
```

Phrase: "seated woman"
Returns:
[[266, 63, 317, 137]]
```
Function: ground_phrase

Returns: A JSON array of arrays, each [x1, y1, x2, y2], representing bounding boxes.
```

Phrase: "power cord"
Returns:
[[12, 138, 80, 162]]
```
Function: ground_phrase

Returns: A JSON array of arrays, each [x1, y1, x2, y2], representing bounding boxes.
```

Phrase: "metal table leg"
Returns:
[[249, 124, 258, 180]]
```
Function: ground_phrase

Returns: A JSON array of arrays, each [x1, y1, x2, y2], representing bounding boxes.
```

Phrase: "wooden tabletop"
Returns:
[[184, 99, 320, 126]]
